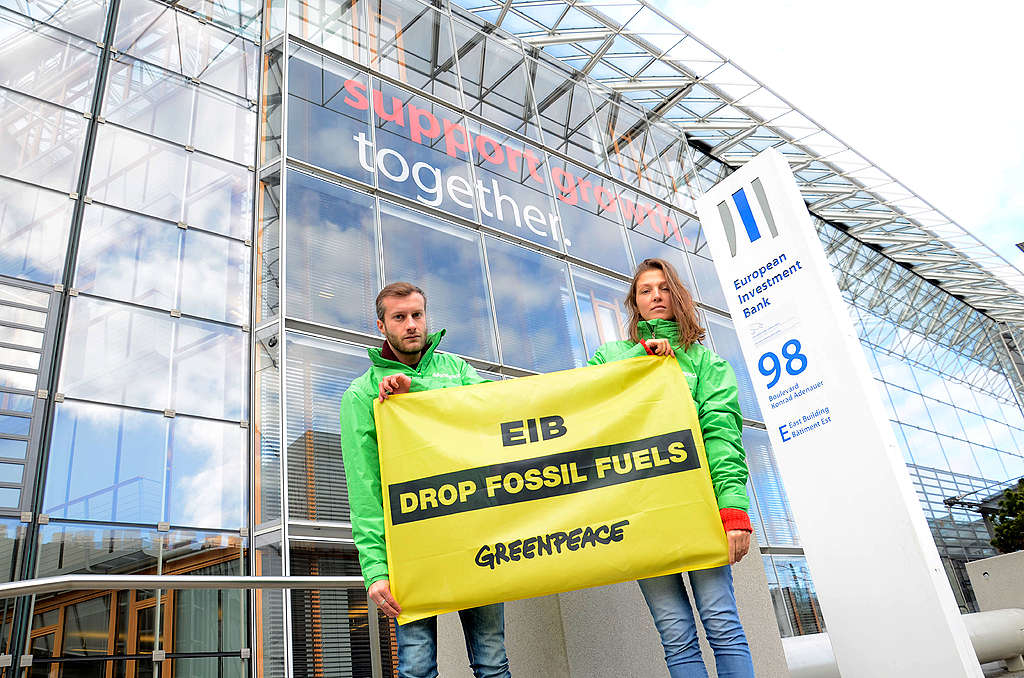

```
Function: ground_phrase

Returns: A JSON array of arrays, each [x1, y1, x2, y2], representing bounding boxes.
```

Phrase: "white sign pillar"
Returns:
[[695, 150, 982, 677]]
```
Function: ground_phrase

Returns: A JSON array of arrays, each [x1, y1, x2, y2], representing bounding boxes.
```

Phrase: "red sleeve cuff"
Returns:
[[720, 508, 752, 533], [640, 340, 654, 355]]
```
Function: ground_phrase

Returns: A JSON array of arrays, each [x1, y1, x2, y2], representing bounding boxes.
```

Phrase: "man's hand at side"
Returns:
[[368, 579, 401, 618], [727, 530, 751, 565], [378, 374, 412, 402]]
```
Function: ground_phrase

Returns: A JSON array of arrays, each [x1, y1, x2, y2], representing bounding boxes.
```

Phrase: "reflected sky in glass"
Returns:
[[288, 47, 372, 183], [284, 171, 378, 334], [45, 400, 246, 528], [60, 296, 247, 420], [571, 266, 627, 358], [704, 312, 762, 421], [484, 236, 584, 373], [0, 178, 73, 285], [380, 201, 497, 362]]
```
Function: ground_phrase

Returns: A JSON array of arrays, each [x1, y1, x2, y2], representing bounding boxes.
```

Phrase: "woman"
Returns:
[[588, 257, 755, 678]]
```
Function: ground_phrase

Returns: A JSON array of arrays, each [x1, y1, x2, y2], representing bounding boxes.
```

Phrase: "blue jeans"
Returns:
[[638, 566, 754, 678], [394, 603, 511, 678]]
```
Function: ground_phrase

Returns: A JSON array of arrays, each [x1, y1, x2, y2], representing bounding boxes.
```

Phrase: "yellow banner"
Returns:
[[375, 356, 728, 624]]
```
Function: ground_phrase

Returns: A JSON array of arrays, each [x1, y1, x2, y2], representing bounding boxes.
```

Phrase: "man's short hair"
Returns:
[[375, 282, 426, 320]]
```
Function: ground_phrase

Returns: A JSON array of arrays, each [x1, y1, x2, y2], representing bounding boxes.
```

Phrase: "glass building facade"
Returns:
[[0, 0, 1021, 674]]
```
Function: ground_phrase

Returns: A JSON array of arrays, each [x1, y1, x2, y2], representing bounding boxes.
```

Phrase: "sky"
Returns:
[[653, 0, 1024, 277]]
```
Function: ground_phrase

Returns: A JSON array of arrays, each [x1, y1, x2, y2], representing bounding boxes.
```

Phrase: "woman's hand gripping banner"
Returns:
[[374, 356, 728, 624]]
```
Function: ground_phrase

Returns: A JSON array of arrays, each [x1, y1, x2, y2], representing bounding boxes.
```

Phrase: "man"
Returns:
[[339, 282, 512, 678]]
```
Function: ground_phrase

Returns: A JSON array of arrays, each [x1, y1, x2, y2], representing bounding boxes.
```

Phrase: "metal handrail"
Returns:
[[0, 575, 366, 599]]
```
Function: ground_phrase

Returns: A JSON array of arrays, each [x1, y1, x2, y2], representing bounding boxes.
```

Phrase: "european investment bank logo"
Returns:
[[717, 178, 778, 257]]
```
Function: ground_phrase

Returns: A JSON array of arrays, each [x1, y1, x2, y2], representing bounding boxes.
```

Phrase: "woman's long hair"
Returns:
[[625, 258, 706, 347]]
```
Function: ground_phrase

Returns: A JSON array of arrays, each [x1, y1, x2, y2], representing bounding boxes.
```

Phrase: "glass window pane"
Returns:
[[0, 9, 99, 110], [0, 414, 29, 436], [288, 0, 365, 62], [115, 0, 183, 73], [88, 124, 188, 223], [0, 487, 18, 506], [529, 60, 607, 171], [0, 178, 74, 285], [173, 561, 244, 655], [485, 236, 584, 372], [0, 89, 87, 192], [35, 522, 243, 576], [178, 13, 258, 98], [287, 46, 373, 183], [172, 316, 248, 421], [901, 425, 947, 469], [192, 87, 256, 166], [255, 329, 280, 525], [972, 446, 1007, 481], [616, 185, 689, 248], [911, 364, 952, 402], [75, 204, 180, 311], [0, 391, 33, 412], [183, 153, 254, 240], [600, 99, 665, 196], [179, 229, 250, 324], [571, 266, 628, 358], [0, 517, 21, 582], [104, 56, 254, 166], [285, 333, 369, 521], [290, 543, 376, 676], [370, 78, 478, 221], [0, 438, 28, 459], [75, 203, 252, 324], [939, 436, 981, 477], [651, 122, 696, 212], [380, 201, 496, 361], [371, 0, 460, 103], [743, 427, 798, 546], [0, 283, 48, 307], [0, 303, 45, 327], [689, 254, 727, 311], [116, 0, 257, 98], [924, 398, 965, 439], [0, 368, 35, 390], [627, 230, 698, 291], [0, 347, 38, 369], [772, 555, 824, 635], [957, 409, 995, 449], [0, 0, 109, 41], [453, 23, 539, 141], [166, 416, 246, 528], [60, 296, 247, 420], [285, 171, 378, 334], [63, 595, 112, 659], [260, 45, 282, 165], [705, 313, 763, 421], [255, 179, 280, 323], [886, 385, 929, 429], [168, 657, 245, 677], [175, 0, 261, 40], [0, 324, 45, 347], [550, 158, 630, 273], [44, 400, 166, 523], [469, 120, 562, 250]]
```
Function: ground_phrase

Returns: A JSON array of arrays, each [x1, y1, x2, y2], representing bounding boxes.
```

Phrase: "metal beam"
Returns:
[[604, 77, 693, 92], [0, 575, 366, 600], [521, 30, 614, 47]]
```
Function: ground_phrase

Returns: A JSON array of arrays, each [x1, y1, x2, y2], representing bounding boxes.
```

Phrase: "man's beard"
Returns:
[[386, 329, 427, 356]]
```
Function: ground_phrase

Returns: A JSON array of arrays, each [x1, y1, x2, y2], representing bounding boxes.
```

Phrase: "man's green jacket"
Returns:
[[588, 318, 751, 531], [339, 329, 485, 588]]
